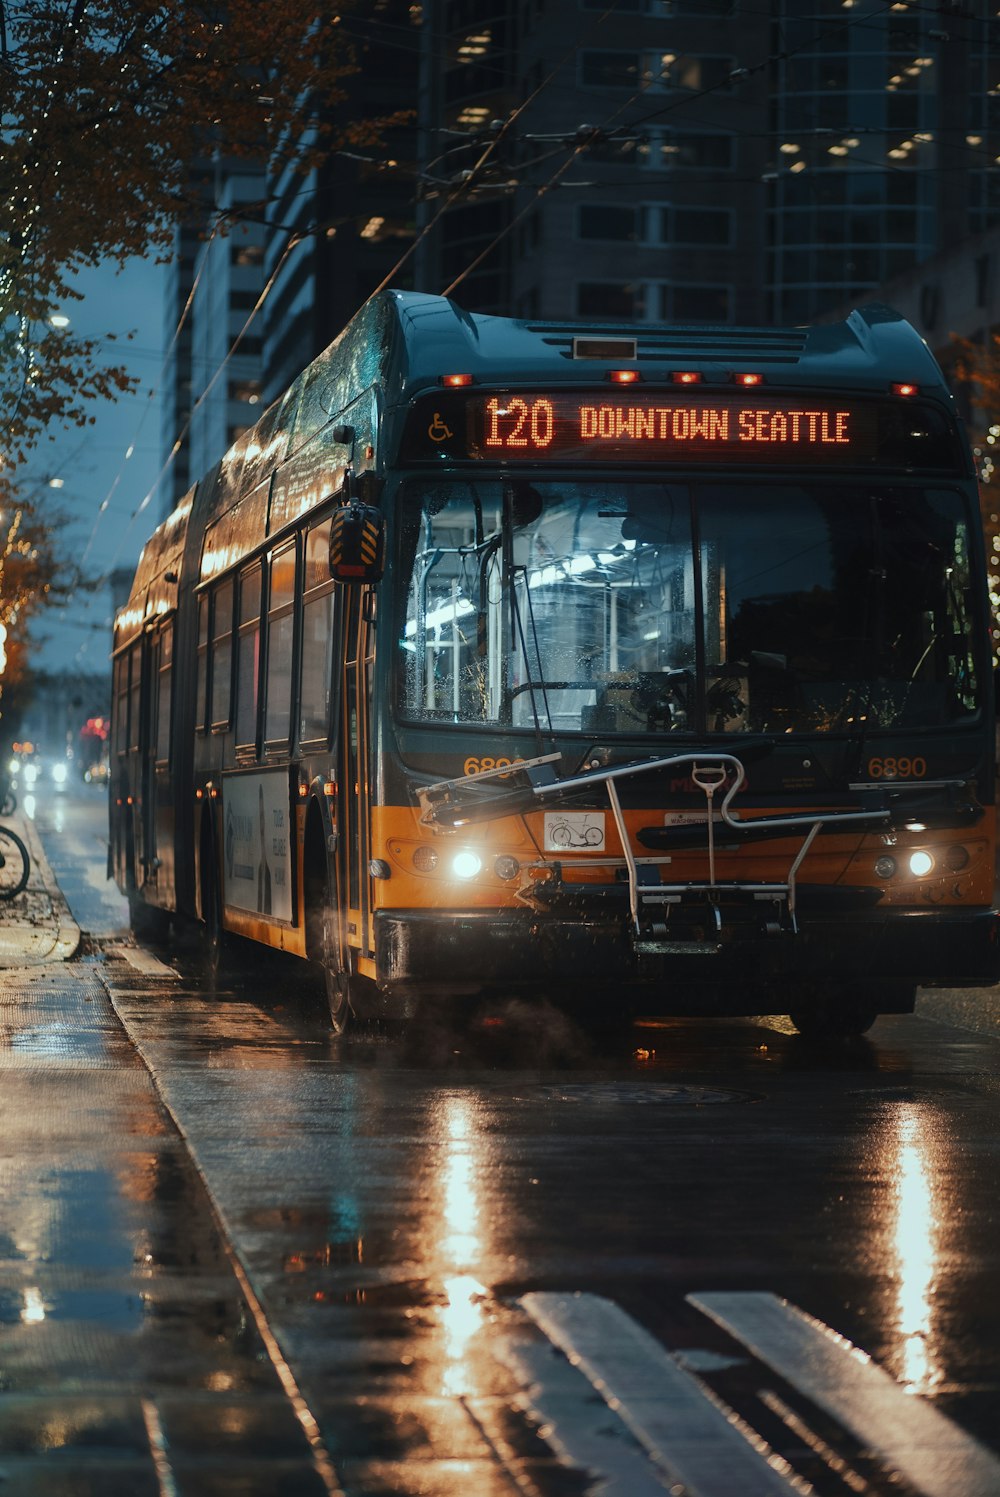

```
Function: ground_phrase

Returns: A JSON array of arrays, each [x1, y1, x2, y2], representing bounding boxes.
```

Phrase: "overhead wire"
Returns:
[[64, 0, 998, 615]]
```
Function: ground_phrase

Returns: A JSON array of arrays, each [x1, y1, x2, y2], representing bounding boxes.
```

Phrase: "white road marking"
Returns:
[[497, 1340, 677, 1497], [690, 1291, 1000, 1497], [519, 1291, 804, 1496]]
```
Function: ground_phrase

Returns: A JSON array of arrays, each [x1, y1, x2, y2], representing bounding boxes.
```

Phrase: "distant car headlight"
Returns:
[[52, 763, 68, 784], [23, 764, 37, 786]]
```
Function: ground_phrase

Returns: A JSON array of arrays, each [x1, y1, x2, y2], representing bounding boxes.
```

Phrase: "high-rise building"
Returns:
[[161, 0, 1000, 498], [417, 0, 1000, 327], [159, 159, 268, 515], [261, 0, 422, 405]]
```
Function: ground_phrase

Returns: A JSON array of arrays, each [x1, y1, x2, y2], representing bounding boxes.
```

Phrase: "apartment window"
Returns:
[[581, 52, 641, 89], [578, 204, 639, 241], [232, 243, 264, 267], [672, 208, 732, 246], [647, 54, 734, 92], [645, 131, 734, 171], [663, 284, 731, 322], [577, 282, 640, 318], [229, 379, 262, 406]]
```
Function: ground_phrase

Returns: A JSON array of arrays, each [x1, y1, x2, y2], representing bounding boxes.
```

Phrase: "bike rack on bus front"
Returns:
[[418, 751, 898, 953]]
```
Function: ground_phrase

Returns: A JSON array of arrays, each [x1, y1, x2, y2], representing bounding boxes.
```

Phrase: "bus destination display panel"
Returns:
[[403, 391, 964, 471]]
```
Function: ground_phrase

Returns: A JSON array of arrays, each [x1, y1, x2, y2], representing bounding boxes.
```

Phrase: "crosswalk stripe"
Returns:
[[690, 1291, 1000, 1497], [520, 1291, 803, 1496]]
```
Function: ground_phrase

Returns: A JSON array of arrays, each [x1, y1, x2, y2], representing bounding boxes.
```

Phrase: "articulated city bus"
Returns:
[[111, 291, 999, 1035]]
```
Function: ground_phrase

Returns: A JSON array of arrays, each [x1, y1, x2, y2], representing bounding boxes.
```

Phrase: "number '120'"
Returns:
[[485, 397, 555, 448]]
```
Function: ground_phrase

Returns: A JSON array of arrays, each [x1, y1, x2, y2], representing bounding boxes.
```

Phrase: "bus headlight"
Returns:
[[874, 855, 897, 879], [909, 851, 934, 877], [494, 855, 520, 881], [451, 851, 482, 880], [412, 845, 439, 873]]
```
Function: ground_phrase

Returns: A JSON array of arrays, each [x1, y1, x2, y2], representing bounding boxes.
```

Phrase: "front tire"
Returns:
[[788, 985, 881, 1039]]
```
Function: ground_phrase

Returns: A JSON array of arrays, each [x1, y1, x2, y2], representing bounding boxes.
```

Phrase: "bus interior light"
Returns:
[[608, 369, 641, 384], [671, 371, 703, 385], [909, 851, 935, 877], [441, 373, 474, 387], [892, 382, 920, 397]]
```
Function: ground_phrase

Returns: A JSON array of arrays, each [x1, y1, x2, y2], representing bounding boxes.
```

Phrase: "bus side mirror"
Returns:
[[329, 499, 385, 583]]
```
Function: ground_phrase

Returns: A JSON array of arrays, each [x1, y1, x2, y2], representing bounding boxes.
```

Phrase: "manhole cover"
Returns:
[[513, 1083, 759, 1105]]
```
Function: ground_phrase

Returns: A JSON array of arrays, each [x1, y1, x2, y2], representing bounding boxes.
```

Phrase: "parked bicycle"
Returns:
[[0, 810, 29, 900]]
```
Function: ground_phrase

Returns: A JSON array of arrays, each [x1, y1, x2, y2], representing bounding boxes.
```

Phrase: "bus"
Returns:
[[111, 291, 999, 1036]]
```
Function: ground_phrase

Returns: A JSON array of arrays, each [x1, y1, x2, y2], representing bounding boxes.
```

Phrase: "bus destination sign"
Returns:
[[406, 391, 893, 466], [472, 393, 877, 462]]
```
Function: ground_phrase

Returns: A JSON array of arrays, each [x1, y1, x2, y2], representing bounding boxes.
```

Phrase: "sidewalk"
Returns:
[[0, 809, 81, 967]]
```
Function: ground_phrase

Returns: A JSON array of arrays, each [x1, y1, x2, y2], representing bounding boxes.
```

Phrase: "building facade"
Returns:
[[417, 0, 1000, 327], [159, 0, 1000, 499]]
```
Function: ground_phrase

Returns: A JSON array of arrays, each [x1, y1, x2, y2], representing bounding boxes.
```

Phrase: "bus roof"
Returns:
[[387, 292, 950, 400]]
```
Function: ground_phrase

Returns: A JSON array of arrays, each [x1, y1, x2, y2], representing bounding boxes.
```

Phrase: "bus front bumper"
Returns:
[[373, 906, 1000, 1008]]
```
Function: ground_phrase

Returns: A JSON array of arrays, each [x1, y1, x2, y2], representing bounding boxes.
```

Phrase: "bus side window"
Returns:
[[300, 518, 335, 745], [128, 644, 142, 752], [156, 623, 173, 764], [211, 579, 234, 730], [236, 562, 262, 753], [265, 540, 297, 745], [114, 654, 129, 756], [196, 595, 209, 735]]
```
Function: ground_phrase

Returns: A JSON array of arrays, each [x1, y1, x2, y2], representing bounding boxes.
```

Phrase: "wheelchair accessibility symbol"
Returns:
[[428, 412, 454, 442]]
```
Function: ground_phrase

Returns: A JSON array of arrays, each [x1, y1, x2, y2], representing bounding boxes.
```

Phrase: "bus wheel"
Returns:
[[788, 989, 878, 1039]]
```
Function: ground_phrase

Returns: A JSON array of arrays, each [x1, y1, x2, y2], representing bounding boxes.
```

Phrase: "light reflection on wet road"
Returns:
[[14, 785, 1000, 1495]]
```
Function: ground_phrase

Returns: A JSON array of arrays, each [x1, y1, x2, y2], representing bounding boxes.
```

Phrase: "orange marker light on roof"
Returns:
[[609, 369, 641, 384], [672, 371, 703, 385], [892, 381, 919, 397], [735, 372, 764, 386], [441, 373, 474, 387]]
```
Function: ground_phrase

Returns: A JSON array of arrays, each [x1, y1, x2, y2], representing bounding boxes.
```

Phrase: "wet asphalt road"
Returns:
[[4, 783, 1000, 1496]]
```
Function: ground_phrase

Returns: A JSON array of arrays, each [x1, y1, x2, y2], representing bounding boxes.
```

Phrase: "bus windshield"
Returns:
[[397, 478, 980, 737]]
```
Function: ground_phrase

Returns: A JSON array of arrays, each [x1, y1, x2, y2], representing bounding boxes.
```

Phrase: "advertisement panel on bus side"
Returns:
[[223, 771, 293, 922]]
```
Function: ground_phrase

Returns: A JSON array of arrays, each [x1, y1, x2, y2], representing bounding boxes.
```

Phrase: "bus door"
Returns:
[[149, 617, 175, 902], [339, 587, 374, 965]]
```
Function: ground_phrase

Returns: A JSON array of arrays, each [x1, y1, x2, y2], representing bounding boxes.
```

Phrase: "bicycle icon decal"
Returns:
[[543, 811, 606, 853]]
